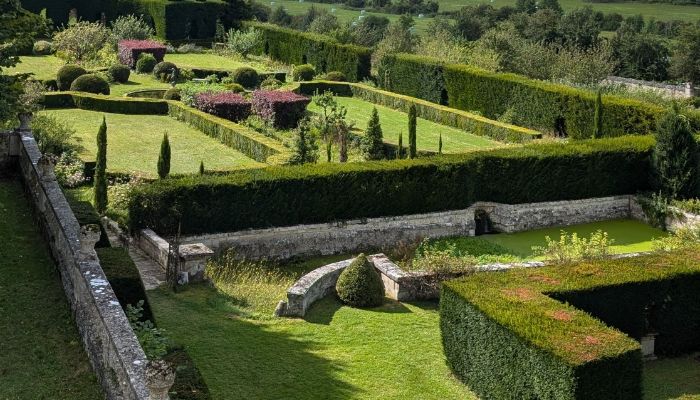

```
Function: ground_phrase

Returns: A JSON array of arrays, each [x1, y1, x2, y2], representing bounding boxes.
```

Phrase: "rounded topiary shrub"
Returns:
[[153, 61, 178, 82], [232, 67, 259, 89], [292, 64, 315, 82], [33, 40, 53, 55], [320, 71, 346, 82], [335, 254, 384, 308], [70, 74, 111, 95], [57, 65, 87, 91], [224, 82, 245, 93], [163, 88, 181, 101], [136, 53, 157, 73], [108, 64, 131, 83], [260, 76, 283, 90]]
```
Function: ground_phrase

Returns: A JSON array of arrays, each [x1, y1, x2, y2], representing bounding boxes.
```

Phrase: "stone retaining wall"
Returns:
[[180, 196, 638, 261], [11, 130, 149, 399]]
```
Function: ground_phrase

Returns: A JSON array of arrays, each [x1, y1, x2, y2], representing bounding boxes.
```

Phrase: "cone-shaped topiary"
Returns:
[[593, 89, 603, 139], [336, 254, 384, 308], [408, 104, 417, 159], [157, 133, 171, 179], [94, 117, 108, 214], [362, 107, 384, 160]]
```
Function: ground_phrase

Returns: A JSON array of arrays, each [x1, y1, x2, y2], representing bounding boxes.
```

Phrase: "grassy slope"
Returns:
[[6, 55, 66, 80], [109, 72, 172, 96], [479, 219, 666, 257], [0, 179, 102, 399], [40, 109, 262, 176], [307, 96, 501, 153], [165, 53, 272, 72]]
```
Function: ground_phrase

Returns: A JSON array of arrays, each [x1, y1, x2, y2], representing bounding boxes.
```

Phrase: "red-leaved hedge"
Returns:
[[252, 90, 310, 129], [193, 92, 252, 122], [118, 40, 167, 69]]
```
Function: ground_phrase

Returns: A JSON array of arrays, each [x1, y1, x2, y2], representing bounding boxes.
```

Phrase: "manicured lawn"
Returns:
[[109, 72, 171, 96], [40, 109, 262, 176], [7, 55, 66, 81], [0, 179, 102, 399], [307, 96, 501, 153], [165, 53, 274, 72], [644, 356, 700, 400]]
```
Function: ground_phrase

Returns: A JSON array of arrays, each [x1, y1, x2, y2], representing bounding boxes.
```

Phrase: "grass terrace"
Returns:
[[40, 109, 262, 176], [165, 53, 276, 73], [308, 96, 502, 153], [0, 179, 102, 399], [7, 55, 66, 81]]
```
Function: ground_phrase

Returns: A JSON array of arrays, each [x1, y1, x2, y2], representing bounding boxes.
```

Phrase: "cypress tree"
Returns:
[[593, 89, 603, 139], [362, 107, 384, 160], [653, 105, 698, 199], [157, 133, 171, 179], [326, 140, 332, 162], [408, 104, 417, 159], [289, 120, 319, 165], [438, 133, 443, 154], [397, 132, 403, 159], [94, 116, 108, 214], [199, 160, 205, 175]]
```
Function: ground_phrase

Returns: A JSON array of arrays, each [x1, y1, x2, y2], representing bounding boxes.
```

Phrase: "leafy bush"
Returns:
[[118, 40, 166, 69], [54, 150, 86, 188], [108, 64, 131, 83], [70, 74, 110, 95], [531, 230, 614, 264], [136, 53, 157, 73], [53, 21, 111, 63], [193, 92, 252, 122], [126, 301, 170, 359], [153, 61, 178, 82], [32, 40, 52, 55], [128, 136, 654, 235], [226, 27, 263, 58], [673, 198, 700, 215], [232, 67, 259, 89], [251, 90, 311, 128], [30, 114, 79, 156], [163, 87, 181, 101], [259, 77, 282, 90], [292, 64, 315, 82], [111, 14, 154, 44], [336, 254, 384, 308], [56, 64, 87, 91], [319, 71, 346, 82]]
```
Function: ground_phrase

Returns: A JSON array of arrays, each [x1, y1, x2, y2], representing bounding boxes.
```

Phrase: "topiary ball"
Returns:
[[136, 53, 157, 73], [292, 64, 315, 82], [335, 254, 384, 308], [33, 40, 53, 55], [56, 64, 87, 91], [224, 82, 246, 93], [163, 88, 181, 101], [108, 64, 131, 83], [153, 61, 178, 82], [321, 71, 346, 82], [70, 74, 110, 95], [260, 76, 282, 90], [232, 67, 259, 89]]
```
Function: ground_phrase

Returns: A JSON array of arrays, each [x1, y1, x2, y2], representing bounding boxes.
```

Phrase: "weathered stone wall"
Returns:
[[16, 131, 149, 400], [178, 196, 637, 261], [0, 130, 19, 174]]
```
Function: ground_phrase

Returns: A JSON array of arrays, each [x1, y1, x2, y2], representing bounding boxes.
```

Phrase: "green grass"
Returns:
[[307, 96, 501, 153], [0, 178, 102, 399], [6, 55, 66, 81], [165, 53, 274, 72], [109, 72, 172, 96], [40, 109, 262, 176], [643, 356, 700, 400]]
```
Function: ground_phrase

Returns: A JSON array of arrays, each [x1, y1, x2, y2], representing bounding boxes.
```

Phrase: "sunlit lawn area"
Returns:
[[7, 55, 66, 81], [39, 109, 262, 176], [165, 53, 275, 72], [109, 72, 171, 96], [0, 179, 102, 399], [308, 96, 501, 153]]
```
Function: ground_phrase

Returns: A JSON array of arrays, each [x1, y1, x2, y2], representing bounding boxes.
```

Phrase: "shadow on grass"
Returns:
[[643, 355, 700, 400], [305, 297, 412, 325], [148, 286, 358, 399]]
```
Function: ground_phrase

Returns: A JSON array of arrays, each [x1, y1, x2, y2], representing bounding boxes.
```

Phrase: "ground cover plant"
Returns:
[[0, 179, 102, 399], [307, 95, 501, 153], [40, 109, 262, 176]]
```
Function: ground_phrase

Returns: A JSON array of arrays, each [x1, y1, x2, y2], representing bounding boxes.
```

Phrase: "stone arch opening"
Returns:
[[474, 209, 493, 236]]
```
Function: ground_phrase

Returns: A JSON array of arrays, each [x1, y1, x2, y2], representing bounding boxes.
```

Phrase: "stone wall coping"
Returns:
[[288, 258, 354, 297]]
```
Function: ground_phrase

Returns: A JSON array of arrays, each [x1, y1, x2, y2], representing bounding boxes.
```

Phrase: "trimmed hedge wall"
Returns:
[[295, 81, 542, 143], [167, 101, 291, 164], [378, 53, 700, 139], [441, 248, 700, 399], [127, 136, 654, 235], [139, 0, 228, 40], [244, 21, 371, 82], [42, 92, 169, 114], [96, 247, 155, 323]]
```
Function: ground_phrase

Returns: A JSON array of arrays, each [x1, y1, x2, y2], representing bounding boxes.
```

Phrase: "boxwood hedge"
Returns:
[[139, 0, 228, 40], [43, 92, 169, 115], [244, 21, 371, 82], [128, 136, 654, 235], [295, 81, 542, 143], [441, 248, 700, 399]]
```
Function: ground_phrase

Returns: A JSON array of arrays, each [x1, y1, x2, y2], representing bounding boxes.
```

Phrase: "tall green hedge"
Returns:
[[139, 0, 227, 40], [128, 136, 654, 235], [20, 0, 142, 26], [243, 21, 371, 82], [378, 53, 700, 139], [441, 248, 700, 399], [295, 81, 542, 143]]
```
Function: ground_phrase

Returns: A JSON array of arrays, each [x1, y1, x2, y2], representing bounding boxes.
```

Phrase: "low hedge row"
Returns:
[[167, 101, 291, 164], [96, 247, 155, 323], [244, 21, 371, 82], [441, 248, 700, 399], [42, 92, 169, 115], [378, 53, 700, 139], [295, 81, 542, 143], [127, 136, 654, 235]]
